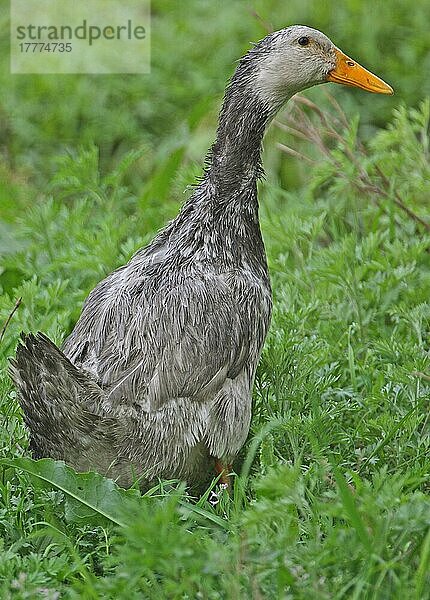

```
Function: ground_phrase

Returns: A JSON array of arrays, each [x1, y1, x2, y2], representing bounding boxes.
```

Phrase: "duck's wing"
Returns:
[[63, 272, 248, 412], [104, 282, 245, 410]]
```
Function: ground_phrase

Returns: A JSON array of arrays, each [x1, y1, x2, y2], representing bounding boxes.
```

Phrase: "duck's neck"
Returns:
[[158, 81, 283, 266], [168, 68, 286, 253], [207, 78, 280, 197]]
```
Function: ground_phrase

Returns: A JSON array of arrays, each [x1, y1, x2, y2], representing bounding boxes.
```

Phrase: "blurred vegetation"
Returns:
[[2, 0, 430, 190], [1, 1, 430, 598]]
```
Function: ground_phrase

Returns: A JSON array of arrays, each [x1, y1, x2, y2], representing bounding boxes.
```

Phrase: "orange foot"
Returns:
[[214, 459, 232, 488]]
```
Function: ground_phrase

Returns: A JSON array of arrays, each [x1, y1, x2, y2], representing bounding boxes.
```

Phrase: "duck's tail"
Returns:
[[9, 332, 106, 463]]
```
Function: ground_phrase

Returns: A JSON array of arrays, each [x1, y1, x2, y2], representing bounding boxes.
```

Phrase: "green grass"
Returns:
[[1, 1, 430, 598]]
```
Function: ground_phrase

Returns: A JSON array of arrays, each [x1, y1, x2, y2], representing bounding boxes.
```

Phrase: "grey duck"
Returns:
[[10, 26, 393, 490]]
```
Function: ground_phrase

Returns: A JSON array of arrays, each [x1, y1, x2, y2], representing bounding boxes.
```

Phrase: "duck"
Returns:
[[10, 26, 393, 491]]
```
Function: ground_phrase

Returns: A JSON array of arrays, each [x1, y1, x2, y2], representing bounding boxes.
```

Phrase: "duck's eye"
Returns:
[[298, 36, 310, 47]]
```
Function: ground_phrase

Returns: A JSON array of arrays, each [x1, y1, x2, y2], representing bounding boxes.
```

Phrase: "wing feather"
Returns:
[[63, 267, 248, 412]]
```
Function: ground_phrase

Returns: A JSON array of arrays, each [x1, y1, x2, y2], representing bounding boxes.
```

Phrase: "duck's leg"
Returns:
[[214, 459, 232, 488]]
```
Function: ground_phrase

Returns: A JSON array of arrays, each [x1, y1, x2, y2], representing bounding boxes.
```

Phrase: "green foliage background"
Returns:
[[1, 1, 430, 598]]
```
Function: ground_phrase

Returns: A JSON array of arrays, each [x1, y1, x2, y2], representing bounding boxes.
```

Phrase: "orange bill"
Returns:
[[327, 48, 394, 95]]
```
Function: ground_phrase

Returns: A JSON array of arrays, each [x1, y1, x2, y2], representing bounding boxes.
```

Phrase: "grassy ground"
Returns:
[[1, 1, 430, 598]]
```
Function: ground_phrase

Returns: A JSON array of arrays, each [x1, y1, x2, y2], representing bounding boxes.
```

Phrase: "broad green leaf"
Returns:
[[0, 457, 140, 527]]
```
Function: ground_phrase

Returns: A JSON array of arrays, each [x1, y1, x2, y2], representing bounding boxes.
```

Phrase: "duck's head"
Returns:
[[213, 25, 393, 178], [242, 25, 393, 105]]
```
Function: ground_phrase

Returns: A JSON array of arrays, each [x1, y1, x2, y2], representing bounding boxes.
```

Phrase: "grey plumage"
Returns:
[[10, 26, 376, 490]]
